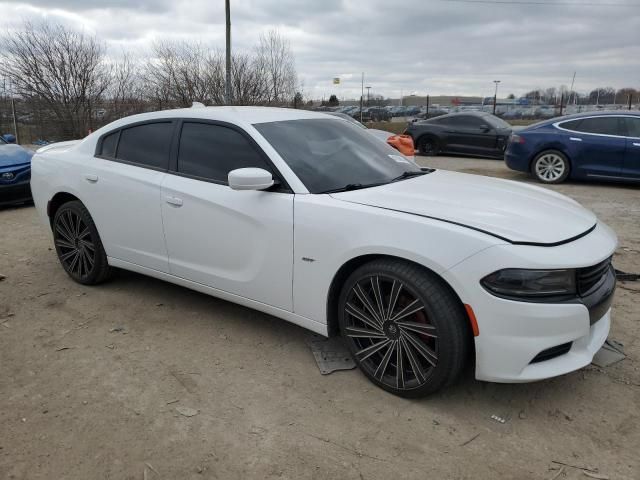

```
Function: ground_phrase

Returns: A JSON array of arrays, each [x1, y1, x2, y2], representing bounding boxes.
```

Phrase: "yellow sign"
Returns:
[[333, 77, 340, 85]]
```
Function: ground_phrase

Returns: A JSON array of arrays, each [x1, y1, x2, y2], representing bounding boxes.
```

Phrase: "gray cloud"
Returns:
[[0, 0, 638, 98]]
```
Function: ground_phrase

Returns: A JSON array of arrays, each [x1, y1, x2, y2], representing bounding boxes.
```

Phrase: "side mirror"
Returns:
[[479, 124, 491, 132], [228, 167, 274, 191]]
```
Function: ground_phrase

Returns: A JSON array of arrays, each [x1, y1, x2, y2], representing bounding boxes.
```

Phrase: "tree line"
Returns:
[[521, 86, 638, 105], [0, 21, 298, 140]]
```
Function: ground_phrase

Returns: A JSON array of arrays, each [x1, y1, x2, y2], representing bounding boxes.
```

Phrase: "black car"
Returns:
[[405, 111, 512, 158]]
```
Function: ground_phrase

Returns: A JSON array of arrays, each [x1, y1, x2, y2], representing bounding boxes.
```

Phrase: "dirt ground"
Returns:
[[1, 156, 639, 480]]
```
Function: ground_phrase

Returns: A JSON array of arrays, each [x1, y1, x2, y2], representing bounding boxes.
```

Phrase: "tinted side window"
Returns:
[[569, 117, 623, 136], [624, 117, 640, 137], [433, 117, 452, 125], [116, 122, 173, 169], [177, 122, 269, 183], [456, 116, 484, 128], [100, 131, 119, 157]]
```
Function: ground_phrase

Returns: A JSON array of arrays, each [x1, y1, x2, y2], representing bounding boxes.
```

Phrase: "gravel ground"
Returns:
[[1, 156, 638, 480]]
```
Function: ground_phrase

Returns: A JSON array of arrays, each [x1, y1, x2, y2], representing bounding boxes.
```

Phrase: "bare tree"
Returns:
[[230, 53, 269, 105], [144, 41, 226, 108], [255, 30, 297, 105], [106, 52, 146, 119], [0, 21, 109, 139]]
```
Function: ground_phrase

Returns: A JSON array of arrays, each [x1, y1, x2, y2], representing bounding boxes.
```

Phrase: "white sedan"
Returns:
[[31, 107, 617, 397]]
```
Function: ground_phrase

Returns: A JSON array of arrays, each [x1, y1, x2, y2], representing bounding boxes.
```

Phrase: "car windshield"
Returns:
[[0, 136, 6, 145], [254, 118, 422, 193]]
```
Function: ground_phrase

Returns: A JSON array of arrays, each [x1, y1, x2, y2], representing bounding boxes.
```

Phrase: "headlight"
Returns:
[[481, 269, 576, 298]]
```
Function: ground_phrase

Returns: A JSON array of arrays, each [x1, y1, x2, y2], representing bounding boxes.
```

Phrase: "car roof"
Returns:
[[526, 110, 640, 129], [98, 106, 332, 132], [434, 111, 491, 119]]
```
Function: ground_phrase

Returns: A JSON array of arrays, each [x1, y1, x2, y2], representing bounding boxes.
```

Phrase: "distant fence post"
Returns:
[[426, 94, 429, 117], [559, 93, 564, 116], [629, 94, 633, 111]]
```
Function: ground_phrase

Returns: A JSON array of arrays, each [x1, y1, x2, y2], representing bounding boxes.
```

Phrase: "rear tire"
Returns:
[[338, 259, 470, 398], [531, 150, 570, 184], [52, 201, 112, 285]]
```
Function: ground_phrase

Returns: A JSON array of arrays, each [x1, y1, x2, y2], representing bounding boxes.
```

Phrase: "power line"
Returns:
[[444, 0, 638, 6]]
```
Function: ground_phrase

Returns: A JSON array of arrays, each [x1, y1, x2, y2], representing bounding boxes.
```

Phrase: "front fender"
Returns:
[[292, 194, 503, 324]]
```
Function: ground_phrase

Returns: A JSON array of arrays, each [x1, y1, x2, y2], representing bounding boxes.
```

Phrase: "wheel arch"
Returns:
[[47, 191, 82, 228], [325, 253, 471, 341], [528, 145, 573, 173]]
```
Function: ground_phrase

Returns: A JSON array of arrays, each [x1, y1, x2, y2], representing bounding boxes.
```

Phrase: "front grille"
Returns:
[[577, 257, 612, 296], [530, 342, 572, 364]]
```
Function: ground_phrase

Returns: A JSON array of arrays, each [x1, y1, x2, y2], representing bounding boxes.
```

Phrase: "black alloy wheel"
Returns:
[[418, 136, 438, 156], [53, 201, 111, 285], [339, 259, 470, 397]]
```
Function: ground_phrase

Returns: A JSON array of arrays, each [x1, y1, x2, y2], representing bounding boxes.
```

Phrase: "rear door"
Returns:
[[557, 116, 626, 179], [160, 120, 294, 310], [86, 121, 174, 272], [622, 116, 640, 179]]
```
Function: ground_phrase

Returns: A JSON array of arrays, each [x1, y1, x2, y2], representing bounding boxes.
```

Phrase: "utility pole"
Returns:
[[569, 71, 576, 106], [366, 86, 371, 106], [225, 0, 232, 105], [426, 94, 430, 118], [360, 72, 364, 123], [629, 94, 633, 111], [11, 97, 19, 144], [559, 93, 564, 116], [493, 80, 500, 115]]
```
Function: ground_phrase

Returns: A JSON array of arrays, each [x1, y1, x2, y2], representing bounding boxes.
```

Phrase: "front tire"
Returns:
[[338, 259, 470, 397], [417, 136, 439, 156], [531, 150, 570, 184], [52, 201, 112, 285]]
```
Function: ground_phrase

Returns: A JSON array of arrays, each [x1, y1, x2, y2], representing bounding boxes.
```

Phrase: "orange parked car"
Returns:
[[386, 134, 415, 157]]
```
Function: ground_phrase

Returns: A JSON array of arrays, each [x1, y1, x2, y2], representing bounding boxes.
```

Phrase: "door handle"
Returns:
[[84, 174, 98, 183], [633, 142, 640, 147], [569, 137, 582, 142], [165, 196, 183, 207]]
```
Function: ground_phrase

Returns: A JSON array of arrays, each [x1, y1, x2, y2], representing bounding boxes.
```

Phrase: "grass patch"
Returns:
[[367, 121, 408, 134]]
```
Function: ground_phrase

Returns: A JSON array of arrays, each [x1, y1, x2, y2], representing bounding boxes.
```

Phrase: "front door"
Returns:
[[445, 115, 498, 155], [161, 121, 294, 311]]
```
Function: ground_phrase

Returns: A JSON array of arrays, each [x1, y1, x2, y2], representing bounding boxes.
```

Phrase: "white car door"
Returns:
[[160, 120, 294, 311], [84, 121, 174, 272]]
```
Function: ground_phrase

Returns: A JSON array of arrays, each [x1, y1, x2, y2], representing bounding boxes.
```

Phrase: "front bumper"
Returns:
[[0, 180, 32, 206], [442, 222, 617, 383]]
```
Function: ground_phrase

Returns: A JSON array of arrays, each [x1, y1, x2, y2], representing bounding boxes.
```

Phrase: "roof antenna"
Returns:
[[191, 102, 206, 108]]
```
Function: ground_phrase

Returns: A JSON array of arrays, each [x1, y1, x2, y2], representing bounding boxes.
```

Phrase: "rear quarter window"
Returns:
[[99, 131, 119, 157], [116, 122, 174, 169]]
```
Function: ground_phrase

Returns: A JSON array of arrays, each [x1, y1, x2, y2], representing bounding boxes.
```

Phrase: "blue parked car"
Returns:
[[0, 135, 34, 205], [505, 111, 640, 184]]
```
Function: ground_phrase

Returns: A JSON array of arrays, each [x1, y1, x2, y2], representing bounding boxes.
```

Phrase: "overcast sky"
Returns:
[[0, 0, 639, 100]]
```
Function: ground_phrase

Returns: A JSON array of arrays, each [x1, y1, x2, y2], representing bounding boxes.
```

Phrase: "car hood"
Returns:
[[330, 170, 596, 245], [366, 129, 392, 142], [0, 144, 33, 168]]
